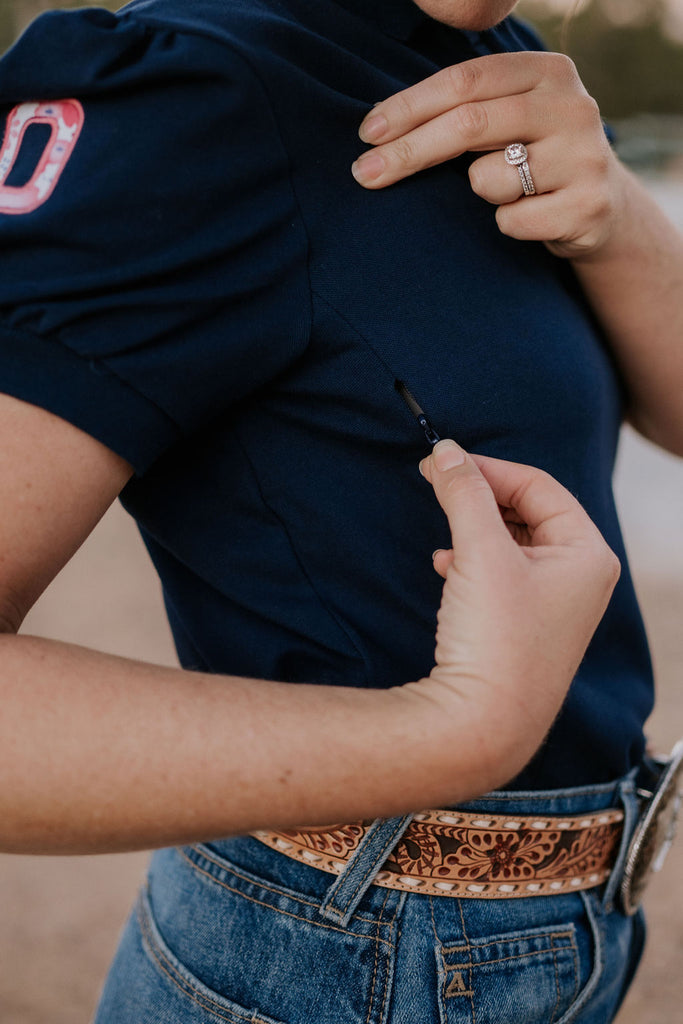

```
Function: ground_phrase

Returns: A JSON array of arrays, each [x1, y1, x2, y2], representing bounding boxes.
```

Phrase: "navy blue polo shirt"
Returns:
[[0, 0, 653, 790]]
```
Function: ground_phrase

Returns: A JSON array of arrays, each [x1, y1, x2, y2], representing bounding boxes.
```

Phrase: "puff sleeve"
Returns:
[[0, 8, 310, 473]]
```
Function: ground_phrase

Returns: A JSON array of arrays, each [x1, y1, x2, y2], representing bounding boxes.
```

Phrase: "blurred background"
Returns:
[[0, 1, 682, 1021]]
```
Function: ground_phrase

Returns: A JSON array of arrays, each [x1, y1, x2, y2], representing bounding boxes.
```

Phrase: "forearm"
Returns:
[[571, 163, 683, 455], [0, 633, 497, 856], [0, 437, 621, 857]]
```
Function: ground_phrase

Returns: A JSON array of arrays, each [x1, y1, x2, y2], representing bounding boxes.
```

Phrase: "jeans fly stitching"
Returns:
[[430, 898, 448, 1022], [457, 900, 476, 1024], [366, 887, 392, 1024], [377, 892, 405, 1024]]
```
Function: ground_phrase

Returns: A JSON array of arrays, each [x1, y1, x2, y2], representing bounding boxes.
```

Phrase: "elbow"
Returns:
[[0, 590, 27, 635], [625, 407, 683, 460]]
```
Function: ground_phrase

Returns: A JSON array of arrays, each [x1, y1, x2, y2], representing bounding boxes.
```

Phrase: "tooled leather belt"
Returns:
[[252, 806, 625, 900]]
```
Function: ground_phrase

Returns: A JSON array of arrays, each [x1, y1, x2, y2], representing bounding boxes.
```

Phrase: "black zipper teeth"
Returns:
[[395, 380, 442, 447]]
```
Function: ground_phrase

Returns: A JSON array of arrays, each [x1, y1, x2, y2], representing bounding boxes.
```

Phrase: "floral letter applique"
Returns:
[[0, 99, 84, 215]]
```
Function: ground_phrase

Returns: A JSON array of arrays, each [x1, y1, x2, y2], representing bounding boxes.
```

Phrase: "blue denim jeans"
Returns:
[[94, 773, 646, 1024]]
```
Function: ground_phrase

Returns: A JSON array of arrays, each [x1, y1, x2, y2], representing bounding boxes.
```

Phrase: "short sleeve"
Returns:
[[0, 9, 311, 474]]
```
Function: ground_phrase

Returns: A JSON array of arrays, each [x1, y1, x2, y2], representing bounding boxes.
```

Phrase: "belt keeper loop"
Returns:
[[319, 814, 413, 926], [602, 772, 638, 913]]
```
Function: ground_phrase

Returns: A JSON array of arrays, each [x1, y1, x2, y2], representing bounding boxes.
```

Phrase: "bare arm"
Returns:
[[0, 633, 441, 854], [569, 165, 683, 456], [2, 394, 439, 853], [0, 396, 618, 855]]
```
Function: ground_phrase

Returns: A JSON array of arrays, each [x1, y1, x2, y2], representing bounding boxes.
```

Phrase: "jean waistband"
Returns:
[[451, 766, 641, 818], [252, 768, 644, 926]]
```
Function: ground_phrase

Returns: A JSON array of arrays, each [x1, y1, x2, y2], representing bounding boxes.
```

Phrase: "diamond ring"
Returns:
[[504, 143, 536, 197]]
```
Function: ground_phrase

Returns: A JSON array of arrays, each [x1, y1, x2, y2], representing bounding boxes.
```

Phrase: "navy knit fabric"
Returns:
[[0, 0, 653, 789]]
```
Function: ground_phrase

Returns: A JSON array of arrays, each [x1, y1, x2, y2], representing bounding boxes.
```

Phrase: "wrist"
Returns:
[[387, 678, 516, 807], [568, 159, 636, 267], [392, 665, 566, 806]]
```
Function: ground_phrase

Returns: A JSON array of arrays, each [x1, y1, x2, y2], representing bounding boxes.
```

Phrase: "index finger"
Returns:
[[469, 453, 603, 549], [359, 52, 547, 144]]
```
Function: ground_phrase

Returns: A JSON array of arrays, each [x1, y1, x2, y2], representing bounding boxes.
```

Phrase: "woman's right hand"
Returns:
[[402, 438, 621, 795]]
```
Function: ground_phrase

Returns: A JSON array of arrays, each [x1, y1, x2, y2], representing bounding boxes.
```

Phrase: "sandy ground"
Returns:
[[0, 426, 681, 1023]]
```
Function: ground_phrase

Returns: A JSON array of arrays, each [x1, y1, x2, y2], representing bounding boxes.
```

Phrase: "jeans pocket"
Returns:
[[433, 891, 613, 1024], [136, 884, 290, 1024], [435, 917, 584, 1024], [93, 883, 292, 1024], [131, 843, 401, 1024]]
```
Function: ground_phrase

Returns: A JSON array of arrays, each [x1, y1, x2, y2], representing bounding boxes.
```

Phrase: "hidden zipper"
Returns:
[[395, 380, 441, 447]]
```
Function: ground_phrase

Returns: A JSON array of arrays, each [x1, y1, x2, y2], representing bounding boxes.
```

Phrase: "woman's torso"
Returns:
[[0, 0, 654, 789]]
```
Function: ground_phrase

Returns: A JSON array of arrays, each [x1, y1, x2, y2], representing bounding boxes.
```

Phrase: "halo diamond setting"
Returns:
[[504, 143, 536, 196], [504, 143, 528, 166]]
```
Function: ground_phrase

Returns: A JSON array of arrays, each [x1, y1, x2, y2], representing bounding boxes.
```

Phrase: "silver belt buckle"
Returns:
[[621, 739, 683, 916]]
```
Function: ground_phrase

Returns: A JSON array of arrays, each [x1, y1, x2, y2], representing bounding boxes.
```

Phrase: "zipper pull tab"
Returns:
[[395, 380, 442, 447]]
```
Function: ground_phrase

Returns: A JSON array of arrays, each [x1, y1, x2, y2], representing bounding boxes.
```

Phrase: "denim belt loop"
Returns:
[[602, 767, 640, 913], [319, 813, 414, 926]]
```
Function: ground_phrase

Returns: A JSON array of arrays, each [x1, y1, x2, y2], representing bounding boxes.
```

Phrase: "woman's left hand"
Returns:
[[351, 52, 629, 260]]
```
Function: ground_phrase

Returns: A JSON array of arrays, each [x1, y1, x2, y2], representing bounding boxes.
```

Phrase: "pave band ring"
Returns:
[[505, 143, 536, 196]]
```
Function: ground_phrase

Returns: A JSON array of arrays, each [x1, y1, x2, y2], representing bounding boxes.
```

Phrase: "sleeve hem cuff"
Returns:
[[0, 323, 181, 475]]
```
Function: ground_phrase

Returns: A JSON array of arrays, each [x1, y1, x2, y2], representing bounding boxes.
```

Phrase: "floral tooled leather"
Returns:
[[252, 807, 624, 899]]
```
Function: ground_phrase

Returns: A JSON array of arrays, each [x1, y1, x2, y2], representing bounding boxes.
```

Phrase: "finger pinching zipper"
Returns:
[[395, 380, 441, 448]]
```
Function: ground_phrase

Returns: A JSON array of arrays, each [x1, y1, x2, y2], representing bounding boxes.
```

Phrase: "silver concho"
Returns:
[[621, 739, 683, 916]]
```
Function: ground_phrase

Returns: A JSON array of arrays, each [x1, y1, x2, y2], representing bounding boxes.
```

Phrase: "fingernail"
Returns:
[[431, 549, 443, 561], [433, 439, 466, 471], [418, 458, 427, 478], [359, 113, 388, 143], [351, 151, 385, 184]]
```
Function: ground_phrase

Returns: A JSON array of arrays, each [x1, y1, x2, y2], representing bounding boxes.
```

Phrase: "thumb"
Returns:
[[420, 439, 510, 560]]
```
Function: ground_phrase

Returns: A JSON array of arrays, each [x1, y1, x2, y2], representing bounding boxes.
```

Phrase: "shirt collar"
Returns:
[[331, 0, 429, 42]]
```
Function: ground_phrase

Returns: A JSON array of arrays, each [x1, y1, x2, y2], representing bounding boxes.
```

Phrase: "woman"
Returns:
[[0, 0, 681, 1021]]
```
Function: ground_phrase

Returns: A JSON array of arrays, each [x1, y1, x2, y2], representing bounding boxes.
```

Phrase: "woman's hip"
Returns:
[[94, 771, 652, 1024]]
